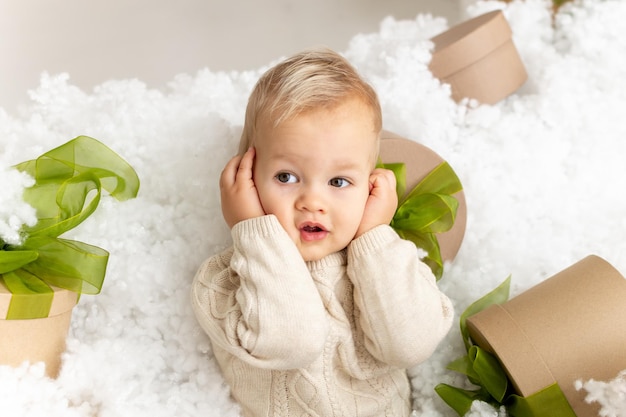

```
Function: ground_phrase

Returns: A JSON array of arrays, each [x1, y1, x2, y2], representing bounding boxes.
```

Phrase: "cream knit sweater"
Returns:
[[191, 215, 453, 417]]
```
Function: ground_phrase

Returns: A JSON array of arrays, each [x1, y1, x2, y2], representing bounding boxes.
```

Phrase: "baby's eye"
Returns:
[[276, 172, 297, 183], [329, 177, 350, 188]]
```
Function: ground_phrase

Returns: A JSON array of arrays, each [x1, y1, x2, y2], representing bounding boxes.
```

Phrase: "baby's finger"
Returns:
[[235, 147, 256, 181], [220, 154, 243, 187]]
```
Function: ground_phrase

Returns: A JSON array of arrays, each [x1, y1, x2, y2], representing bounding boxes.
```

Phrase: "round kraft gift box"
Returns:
[[466, 255, 626, 417], [428, 10, 527, 104], [379, 130, 467, 262], [0, 281, 78, 378]]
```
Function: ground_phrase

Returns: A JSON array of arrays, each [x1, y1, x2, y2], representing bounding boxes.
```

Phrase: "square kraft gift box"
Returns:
[[428, 10, 528, 104], [0, 279, 78, 378], [466, 255, 626, 417]]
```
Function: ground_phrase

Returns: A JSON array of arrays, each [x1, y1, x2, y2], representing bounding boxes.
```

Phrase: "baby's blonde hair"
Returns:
[[238, 48, 382, 155]]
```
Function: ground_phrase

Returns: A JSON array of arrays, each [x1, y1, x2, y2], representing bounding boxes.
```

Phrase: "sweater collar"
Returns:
[[305, 249, 346, 271]]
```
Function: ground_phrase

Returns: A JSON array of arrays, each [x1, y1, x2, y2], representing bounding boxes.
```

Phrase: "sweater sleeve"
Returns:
[[346, 224, 454, 368], [191, 215, 329, 370]]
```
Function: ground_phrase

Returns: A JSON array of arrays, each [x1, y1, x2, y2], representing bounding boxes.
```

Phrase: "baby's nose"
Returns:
[[296, 186, 327, 213]]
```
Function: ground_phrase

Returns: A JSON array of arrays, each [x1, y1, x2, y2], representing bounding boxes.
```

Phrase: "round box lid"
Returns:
[[429, 10, 512, 79], [379, 130, 467, 263]]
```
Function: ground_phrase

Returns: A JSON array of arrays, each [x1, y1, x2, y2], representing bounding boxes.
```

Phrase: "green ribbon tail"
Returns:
[[398, 230, 443, 279], [21, 236, 109, 294], [16, 136, 140, 239], [435, 383, 490, 416], [507, 383, 577, 417], [446, 355, 481, 384], [22, 171, 102, 238], [459, 276, 511, 350], [406, 161, 462, 198], [469, 346, 509, 403], [0, 250, 39, 274], [2, 270, 54, 319], [393, 193, 459, 233], [15, 135, 140, 201]]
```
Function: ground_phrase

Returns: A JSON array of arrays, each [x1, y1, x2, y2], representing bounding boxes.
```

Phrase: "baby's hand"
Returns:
[[219, 147, 265, 228], [355, 168, 398, 238]]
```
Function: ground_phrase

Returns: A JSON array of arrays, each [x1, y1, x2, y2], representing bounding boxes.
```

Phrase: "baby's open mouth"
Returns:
[[299, 223, 328, 242]]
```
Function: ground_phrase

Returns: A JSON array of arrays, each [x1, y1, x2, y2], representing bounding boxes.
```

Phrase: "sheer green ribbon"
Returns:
[[0, 136, 139, 319], [379, 161, 462, 280], [435, 277, 577, 416]]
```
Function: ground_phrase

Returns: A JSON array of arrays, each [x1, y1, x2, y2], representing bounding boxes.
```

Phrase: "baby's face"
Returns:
[[253, 98, 378, 261]]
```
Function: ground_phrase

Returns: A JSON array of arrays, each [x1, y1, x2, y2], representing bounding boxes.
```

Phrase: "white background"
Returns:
[[0, 0, 462, 114]]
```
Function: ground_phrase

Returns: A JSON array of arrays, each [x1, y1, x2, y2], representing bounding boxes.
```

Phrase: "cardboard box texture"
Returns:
[[466, 255, 626, 417], [0, 280, 78, 378], [379, 130, 466, 262], [429, 10, 527, 104]]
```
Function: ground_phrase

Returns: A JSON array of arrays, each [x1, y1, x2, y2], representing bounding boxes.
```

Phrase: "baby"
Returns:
[[191, 48, 453, 416]]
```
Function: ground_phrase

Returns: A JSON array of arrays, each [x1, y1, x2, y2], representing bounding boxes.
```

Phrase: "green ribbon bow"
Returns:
[[435, 277, 577, 416], [0, 136, 140, 319], [380, 161, 462, 280]]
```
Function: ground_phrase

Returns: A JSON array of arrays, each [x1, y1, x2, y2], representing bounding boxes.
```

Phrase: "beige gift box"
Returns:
[[379, 130, 466, 262], [0, 280, 78, 378], [429, 10, 527, 104], [466, 255, 626, 417]]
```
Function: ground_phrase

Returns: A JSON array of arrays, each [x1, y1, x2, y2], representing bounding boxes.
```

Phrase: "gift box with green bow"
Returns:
[[0, 136, 139, 377], [436, 255, 626, 417], [379, 130, 466, 280]]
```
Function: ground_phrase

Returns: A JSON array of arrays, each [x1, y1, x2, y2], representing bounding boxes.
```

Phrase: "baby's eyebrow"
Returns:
[[332, 160, 364, 171]]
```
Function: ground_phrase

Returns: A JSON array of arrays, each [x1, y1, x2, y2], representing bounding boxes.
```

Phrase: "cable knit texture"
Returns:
[[191, 215, 453, 416]]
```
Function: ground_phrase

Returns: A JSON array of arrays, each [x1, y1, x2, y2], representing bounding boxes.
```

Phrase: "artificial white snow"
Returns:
[[577, 371, 626, 417], [0, 168, 36, 245], [1, 0, 625, 416]]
